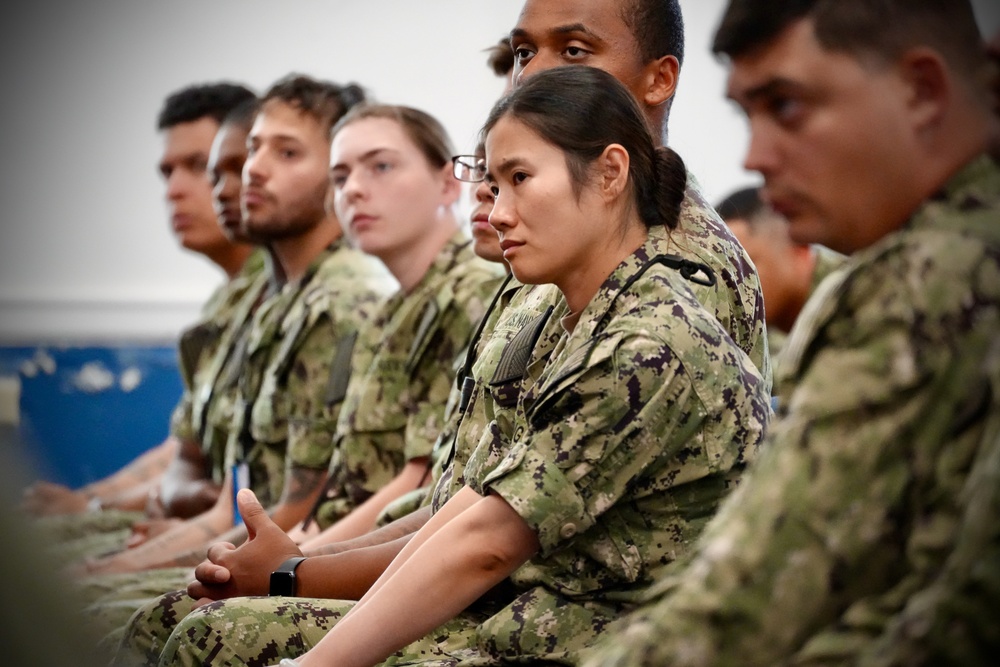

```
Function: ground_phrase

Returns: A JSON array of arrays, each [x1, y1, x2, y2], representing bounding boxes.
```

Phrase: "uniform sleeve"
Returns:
[[481, 332, 707, 556], [284, 313, 349, 471], [168, 390, 196, 442], [581, 286, 969, 667]]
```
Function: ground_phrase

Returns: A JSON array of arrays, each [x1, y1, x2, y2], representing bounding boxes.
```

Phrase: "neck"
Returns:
[[380, 214, 460, 294], [271, 214, 342, 284], [557, 219, 647, 331], [206, 242, 255, 280]]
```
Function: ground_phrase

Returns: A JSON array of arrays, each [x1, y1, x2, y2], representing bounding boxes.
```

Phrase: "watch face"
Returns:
[[269, 570, 295, 597], [269, 557, 306, 596]]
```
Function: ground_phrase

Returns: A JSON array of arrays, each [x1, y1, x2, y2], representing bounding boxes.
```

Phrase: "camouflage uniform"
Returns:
[[134, 176, 771, 667], [377, 235, 770, 665], [36, 250, 269, 564], [113, 234, 503, 666], [86, 238, 394, 647], [581, 155, 1000, 667], [769, 244, 847, 378], [308, 233, 503, 529]]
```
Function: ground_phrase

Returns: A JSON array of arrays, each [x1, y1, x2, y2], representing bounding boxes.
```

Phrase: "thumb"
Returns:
[[236, 488, 268, 539]]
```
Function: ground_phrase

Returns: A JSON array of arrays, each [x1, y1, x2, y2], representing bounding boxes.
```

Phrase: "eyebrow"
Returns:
[[485, 155, 529, 183], [330, 147, 399, 171], [729, 77, 804, 105], [510, 22, 603, 43]]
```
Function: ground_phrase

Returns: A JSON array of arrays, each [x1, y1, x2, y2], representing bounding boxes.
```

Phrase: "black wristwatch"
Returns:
[[269, 556, 308, 596]]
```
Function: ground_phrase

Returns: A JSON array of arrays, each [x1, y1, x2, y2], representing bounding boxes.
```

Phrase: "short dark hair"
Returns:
[[261, 74, 367, 140], [157, 82, 256, 130], [620, 0, 685, 66], [482, 65, 687, 231], [713, 0, 985, 76], [486, 36, 515, 78], [222, 96, 261, 132], [715, 186, 765, 223], [333, 104, 455, 170]]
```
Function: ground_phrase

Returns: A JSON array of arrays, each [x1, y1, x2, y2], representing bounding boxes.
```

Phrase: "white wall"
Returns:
[[1, 0, 997, 344]]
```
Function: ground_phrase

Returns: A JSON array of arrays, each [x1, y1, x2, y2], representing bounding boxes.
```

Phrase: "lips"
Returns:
[[499, 239, 524, 258], [242, 188, 268, 208], [350, 213, 377, 232], [171, 213, 192, 232]]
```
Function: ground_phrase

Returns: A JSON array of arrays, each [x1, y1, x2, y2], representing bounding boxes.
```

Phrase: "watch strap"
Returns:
[[269, 556, 308, 596]]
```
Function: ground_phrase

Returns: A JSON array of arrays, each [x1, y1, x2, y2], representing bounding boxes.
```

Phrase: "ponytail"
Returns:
[[640, 146, 686, 230]]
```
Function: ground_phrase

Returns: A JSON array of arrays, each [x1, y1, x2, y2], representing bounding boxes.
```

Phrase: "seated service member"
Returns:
[[582, 1, 1000, 665], [113, 105, 504, 665], [76, 77, 396, 649], [173, 0, 772, 612], [23, 82, 260, 532], [158, 64, 767, 667]]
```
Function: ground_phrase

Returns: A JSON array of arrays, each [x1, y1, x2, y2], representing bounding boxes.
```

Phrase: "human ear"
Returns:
[[438, 163, 462, 207], [598, 144, 630, 201], [897, 47, 950, 135], [643, 55, 679, 107]]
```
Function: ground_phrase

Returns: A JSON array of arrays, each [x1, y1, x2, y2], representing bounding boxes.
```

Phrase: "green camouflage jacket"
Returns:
[[224, 238, 396, 506], [310, 233, 505, 529], [582, 155, 1000, 667]]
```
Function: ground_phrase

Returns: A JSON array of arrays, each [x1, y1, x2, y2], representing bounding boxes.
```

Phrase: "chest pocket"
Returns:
[[526, 332, 622, 431], [488, 306, 554, 409]]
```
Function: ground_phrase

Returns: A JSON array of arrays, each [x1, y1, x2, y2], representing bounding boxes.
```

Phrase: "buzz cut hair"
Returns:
[[619, 0, 685, 66], [712, 0, 985, 78]]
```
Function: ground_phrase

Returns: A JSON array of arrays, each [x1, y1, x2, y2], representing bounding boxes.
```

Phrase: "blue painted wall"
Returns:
[[1, 345, 182, 489]]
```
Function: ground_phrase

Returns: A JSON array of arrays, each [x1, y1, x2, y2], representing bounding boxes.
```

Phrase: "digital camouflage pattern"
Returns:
[[78, 239, 393, 647], [309, 233, 504, 529], [170, 248, 269, 447], [666, 172, 771, 388], [118, 176, 770, 666], [580, 155, 1000, 667], [432, 180, 773, 512], [385, 235, 770, 664], [223, 237, 395, 508], [112, 235, 502, 664], [33, 250, 270, 559]]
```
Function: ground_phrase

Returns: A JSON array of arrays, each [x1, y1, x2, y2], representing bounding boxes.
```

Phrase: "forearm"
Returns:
[[86, 437, 178, 499], [95, 505, 231, 571], [304, 504, 431, 556], [299, 489, 537, 667], [102, 477, 159, 512], [309, 459, 430, 546], [295, 535, 414, 601]]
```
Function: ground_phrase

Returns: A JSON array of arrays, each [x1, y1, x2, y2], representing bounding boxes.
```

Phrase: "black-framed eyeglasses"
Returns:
[[451, 154, 486, 183]]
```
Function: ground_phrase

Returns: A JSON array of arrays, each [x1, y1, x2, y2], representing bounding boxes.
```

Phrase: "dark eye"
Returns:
[[564, 46, 587, 59], [512, 171, 528, 184], [513, 45, 535, 65]]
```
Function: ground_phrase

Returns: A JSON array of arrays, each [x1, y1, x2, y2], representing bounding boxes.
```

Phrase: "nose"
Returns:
[[474, 178, 494, 206], [215, 173, 238, 206], [488, 189, 514, 232], [338, 169, 366, 204], [165, 170, 188, 201], [244, 147, 267, 186], [743, 120, 780, 177]]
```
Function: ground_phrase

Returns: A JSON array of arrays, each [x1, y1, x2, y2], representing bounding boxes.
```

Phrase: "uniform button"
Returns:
[[560, 523, 577, 539]]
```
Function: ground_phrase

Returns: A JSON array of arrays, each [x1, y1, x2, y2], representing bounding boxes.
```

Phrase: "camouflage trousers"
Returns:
[[118, 592, 499, 666], [36, 509, 141, 566], [72, 567, 194, 659]]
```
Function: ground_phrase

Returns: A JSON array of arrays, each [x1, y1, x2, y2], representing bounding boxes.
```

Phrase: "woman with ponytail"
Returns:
[[264, 66, 770, 667]]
